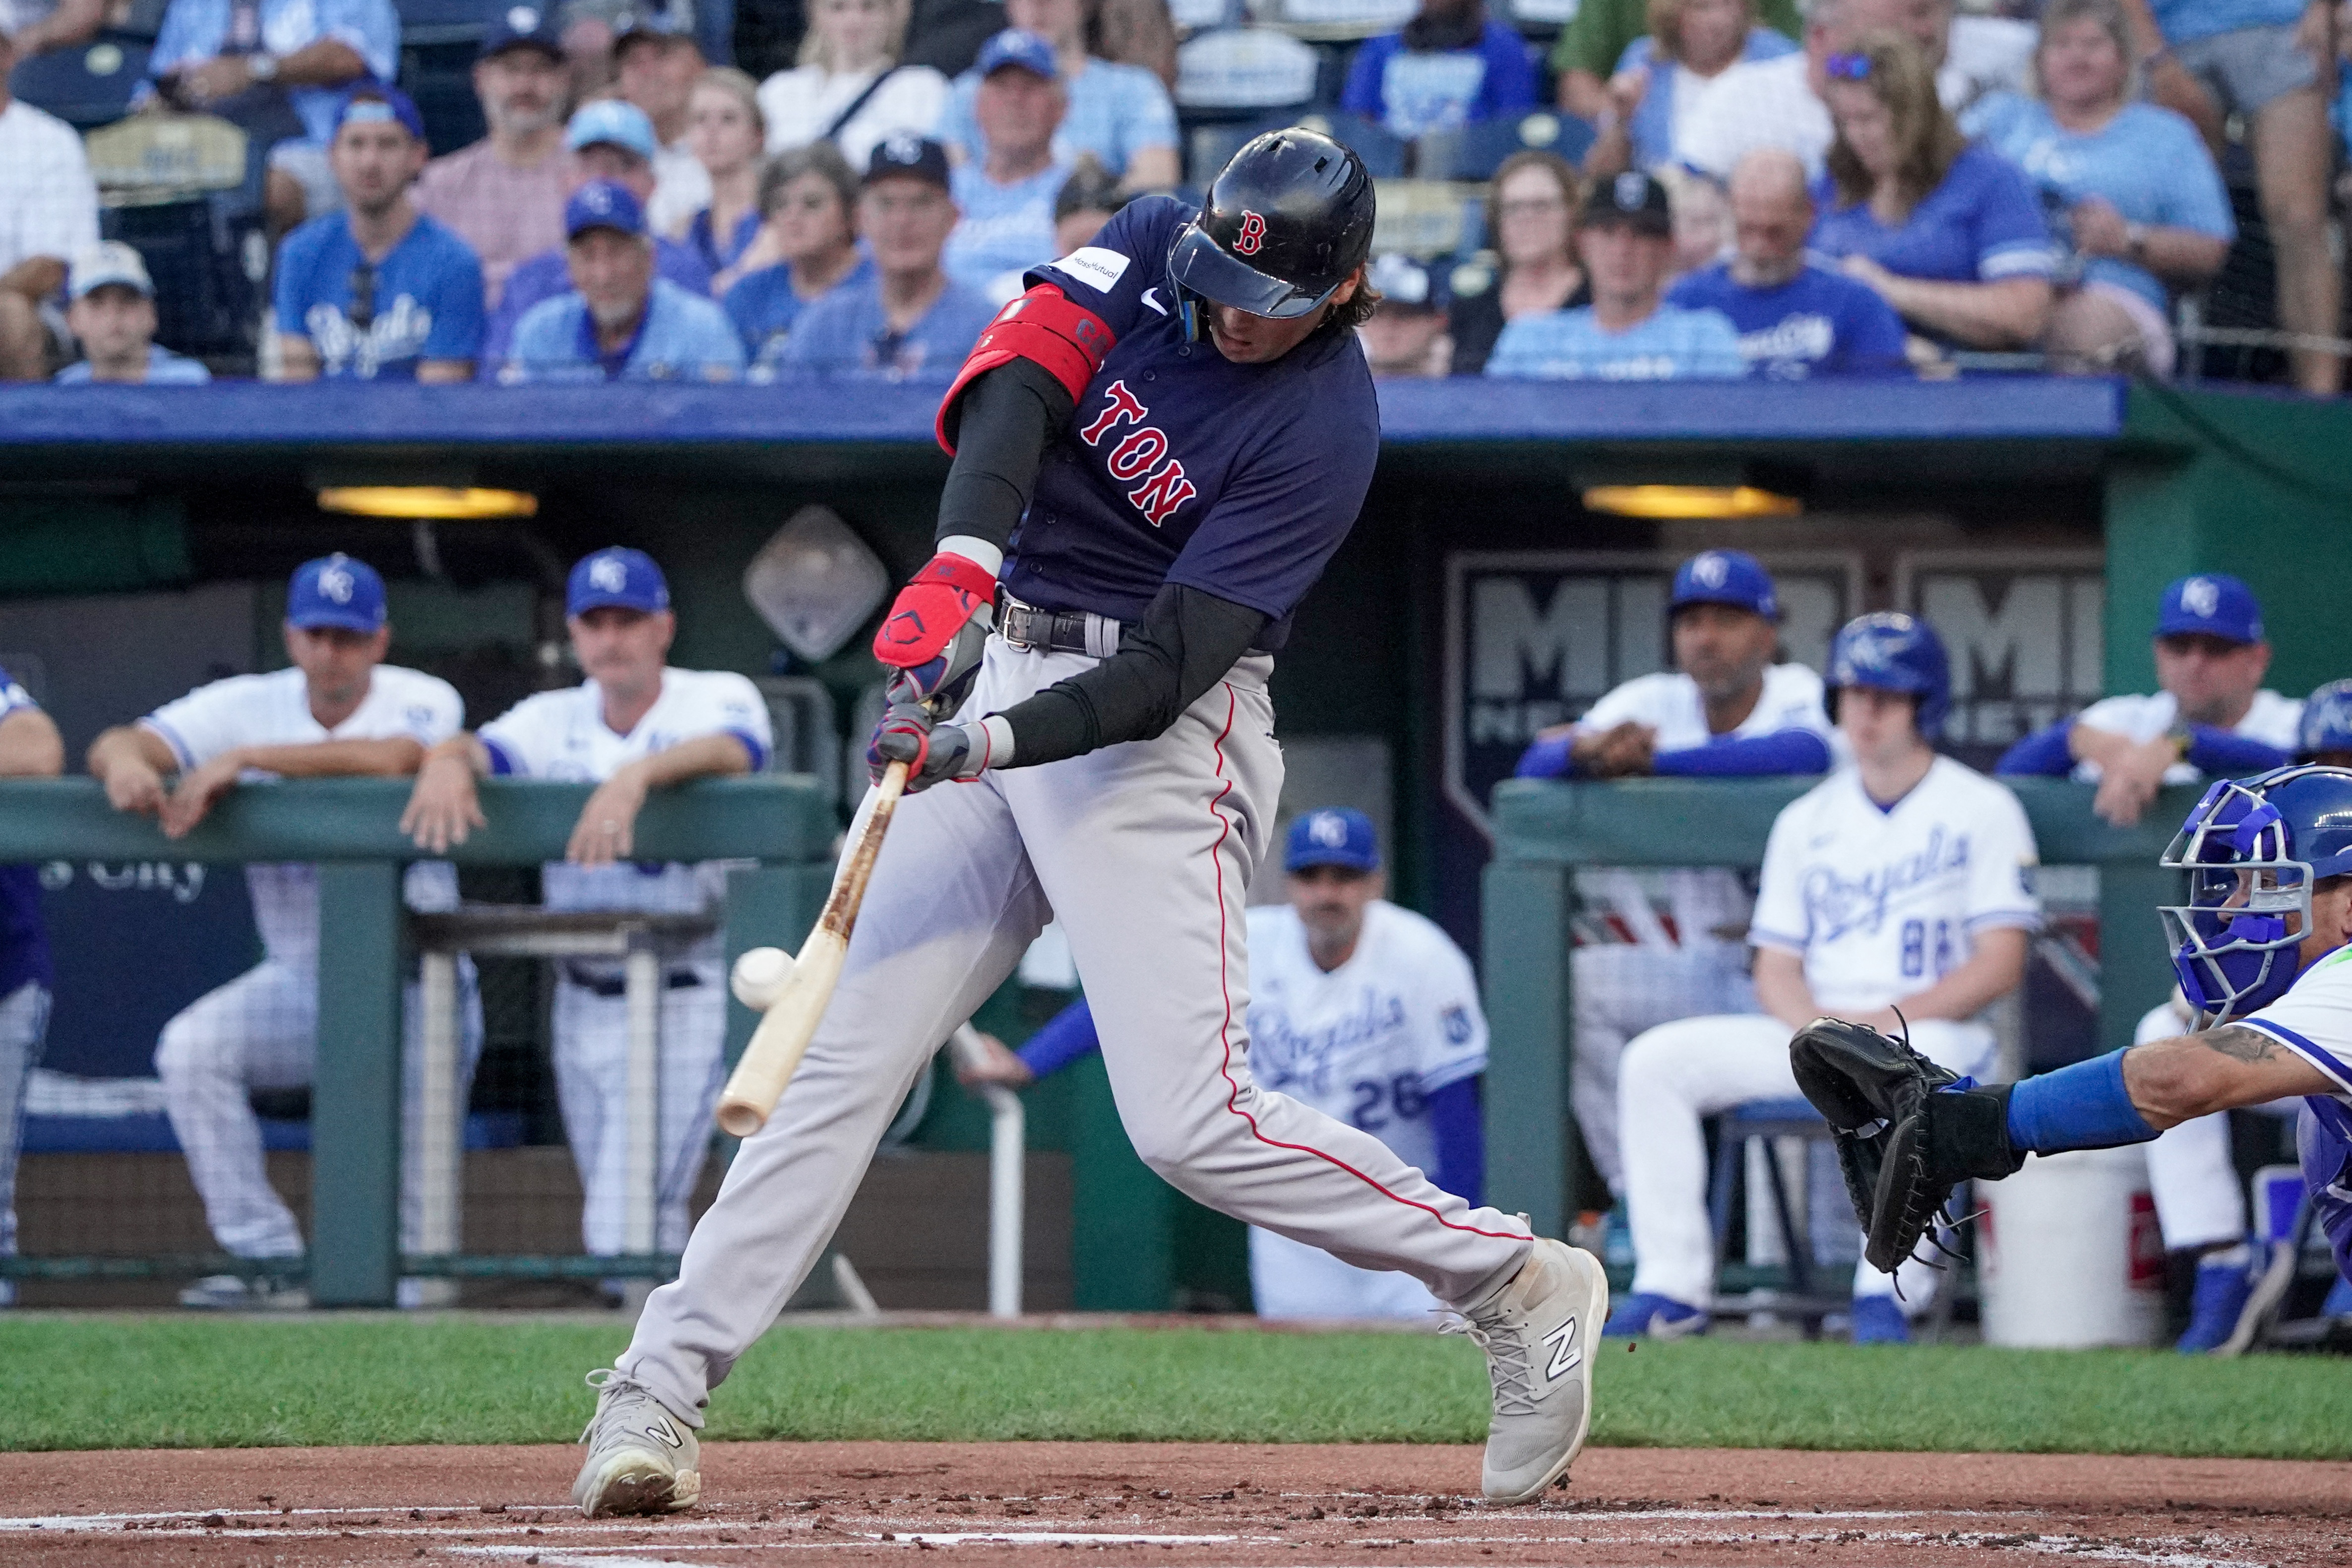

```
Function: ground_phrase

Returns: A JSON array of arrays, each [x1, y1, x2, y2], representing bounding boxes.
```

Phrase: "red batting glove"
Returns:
[[874, 551, 997, 703]]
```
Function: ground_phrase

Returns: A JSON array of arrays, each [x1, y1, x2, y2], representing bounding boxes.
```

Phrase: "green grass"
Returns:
[[3, 1318, 2349, 1458]]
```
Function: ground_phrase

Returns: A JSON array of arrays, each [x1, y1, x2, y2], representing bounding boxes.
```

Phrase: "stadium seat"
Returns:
[[85, 114, 267, 368], [1706, 1096, 1848, 1338], [396, 0, 492, 155], [7, 32, 152, 130], [1432, 110, 1596, 182]]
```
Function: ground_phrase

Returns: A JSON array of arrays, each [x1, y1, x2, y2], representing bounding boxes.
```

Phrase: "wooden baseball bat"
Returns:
[[715, 759, 909, 1137]]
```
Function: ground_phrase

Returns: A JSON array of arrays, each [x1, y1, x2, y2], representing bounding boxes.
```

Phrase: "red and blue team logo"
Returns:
[[1234, 211, 1267, 256]]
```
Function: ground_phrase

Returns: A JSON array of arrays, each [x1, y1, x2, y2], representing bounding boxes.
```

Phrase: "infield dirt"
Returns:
[[0, 1441, 2344, 1567]]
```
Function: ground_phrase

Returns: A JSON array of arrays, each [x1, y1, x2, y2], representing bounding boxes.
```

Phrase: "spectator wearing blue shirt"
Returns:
[[2125, 0, 2336, 393], [1486, 170, 1745, 380], [936, 0, 1178, 190], [57, 243, 213, 385], [1584, 0, 1800, 177], [1808, 32, 2054, 353], [1965, 0, 2233, 376], [723, 142, 876, 373], [681, 69, 771, 297], [505, 181, 745, 382], [1668, 148, 1909, 377], [483, 102, 717, 380], [139, 0, 398, 236], [779, 135, 997, 384], [0, 664, 62, 1309], [270, 86, 486, 382], [1344, 0, 1538, 143], [941, 31, 1071, 302]]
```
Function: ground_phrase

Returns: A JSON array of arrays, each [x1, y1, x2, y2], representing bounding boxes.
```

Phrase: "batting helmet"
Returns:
[[2162, 764, 2352, 1019], [1825, 612, 1950, 741], [2300, 679, 2352, 759], [1168, 128, 1374, 328]]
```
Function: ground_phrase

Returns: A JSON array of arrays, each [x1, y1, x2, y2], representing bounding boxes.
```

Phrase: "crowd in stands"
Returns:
[[0, 0, 2346, 387]]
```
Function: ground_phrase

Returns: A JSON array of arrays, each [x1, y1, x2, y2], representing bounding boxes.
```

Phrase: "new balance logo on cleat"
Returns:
[[644, 1415, 684, 1450], [1541, 1317, 1582, 1382]]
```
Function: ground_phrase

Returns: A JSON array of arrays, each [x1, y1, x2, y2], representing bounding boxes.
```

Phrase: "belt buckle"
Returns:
[[998, 593, 1041, 652]]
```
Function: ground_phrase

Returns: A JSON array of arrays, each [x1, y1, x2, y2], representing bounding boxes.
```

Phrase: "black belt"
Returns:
[[999, 598, 1124, 657], [562, 965, 704, 999]]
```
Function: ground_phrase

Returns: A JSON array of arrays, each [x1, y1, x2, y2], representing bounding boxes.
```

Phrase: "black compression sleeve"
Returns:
[[995, 584, 1271, 767], [934, 359, 1075, 553]]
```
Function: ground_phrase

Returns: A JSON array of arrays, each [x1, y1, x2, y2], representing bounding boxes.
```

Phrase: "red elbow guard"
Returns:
[[935, 284, 1117, 454]]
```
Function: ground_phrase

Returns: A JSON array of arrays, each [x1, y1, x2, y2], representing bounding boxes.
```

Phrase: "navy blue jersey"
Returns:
[[1003, 196, 1381, 651]]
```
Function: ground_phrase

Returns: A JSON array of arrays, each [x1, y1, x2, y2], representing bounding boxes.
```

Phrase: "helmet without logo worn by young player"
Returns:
[[2161, 763, 2352, 1022], [1167, 128, 1375, 335], [1824, 611, 1950, 740]]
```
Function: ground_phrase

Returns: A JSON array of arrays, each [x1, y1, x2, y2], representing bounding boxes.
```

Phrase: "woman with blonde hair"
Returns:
[[682, 69, 769, 288], [1584, 0, 1798, 176], [1448, 150, 1591, 376], [756, 0, 950, 171], [1808, 32, 2054, 350]]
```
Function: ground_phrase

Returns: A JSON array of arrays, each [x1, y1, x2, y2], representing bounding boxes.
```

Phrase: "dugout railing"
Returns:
[[1481, 776, 2201, 1245], [0, 775, 833, 1308]]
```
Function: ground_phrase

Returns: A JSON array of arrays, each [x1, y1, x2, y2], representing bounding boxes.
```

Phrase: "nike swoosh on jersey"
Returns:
[[1141, 288, 1168, 315]]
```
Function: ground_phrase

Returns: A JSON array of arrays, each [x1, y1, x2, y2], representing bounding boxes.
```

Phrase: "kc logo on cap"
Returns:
[[882, 134, 922, 163], [1691, 552, 1729, 588], [2180, 576, 2220, 617], [589, 554, 629, 593], [1307, 811, 1348, 847], [508, 4, 539, 27], [318, 561, 356, 603], [1614, 172, 1648, 211]]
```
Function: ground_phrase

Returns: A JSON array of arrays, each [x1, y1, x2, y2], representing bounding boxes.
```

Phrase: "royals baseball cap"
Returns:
[[1284, 808, 1380, 875], [333, 82, 427, 142], [2157, 573, 2263, 644], [568, 547, 670, 615], [565, 179, 648, 239], [68, 241, 155, 301], [566, 99, 659, 162], [612, 6, 690, 54], [976, 28, 1058, 79], [865, 134, 951, 191], [1367, 251, 1447, 313], [1671, 549, 1779, 621], [1582, 169, 1672, 235], [287, 553, 387, 633], [480, 2, 564, 59]]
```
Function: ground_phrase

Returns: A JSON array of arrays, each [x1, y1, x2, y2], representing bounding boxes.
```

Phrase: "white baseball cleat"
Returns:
[[572, 1369, 702, 1517], [1448, 1237, 1608, 1504]]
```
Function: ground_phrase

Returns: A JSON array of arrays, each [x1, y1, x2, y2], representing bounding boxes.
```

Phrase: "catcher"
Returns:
[[1794, 763, 2352, 1300]]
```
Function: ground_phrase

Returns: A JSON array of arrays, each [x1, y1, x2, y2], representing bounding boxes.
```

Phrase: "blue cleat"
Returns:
[[2176, 1241, 2293, 1356], [2322, 1274, 2352, 1320], [1849, 1295, 1910, 1344], [1602, 1292, 1708, 1338]]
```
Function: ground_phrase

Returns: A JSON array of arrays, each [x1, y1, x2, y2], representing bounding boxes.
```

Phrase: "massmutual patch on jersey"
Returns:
[[1056, 246, 1130, 294]]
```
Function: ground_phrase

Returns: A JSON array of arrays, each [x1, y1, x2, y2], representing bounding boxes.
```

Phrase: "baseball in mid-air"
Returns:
[[730, 945, 796, 1010]]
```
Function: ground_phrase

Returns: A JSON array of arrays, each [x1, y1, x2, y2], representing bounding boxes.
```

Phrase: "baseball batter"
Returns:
[[1512, 550, 1831, 1195], [570, 130, 1605, 1517], [1608, 613, 2042, 1343], [402, 549, 773, 1274], [0, 665, 62, 1308], [960, 807, 1491, 1320], [84, 554, 481, 1309]]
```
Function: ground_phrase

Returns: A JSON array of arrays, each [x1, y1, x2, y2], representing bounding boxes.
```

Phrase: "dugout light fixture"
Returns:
[[1579, 485, 1803, 520], [316, 486, 540, 520]]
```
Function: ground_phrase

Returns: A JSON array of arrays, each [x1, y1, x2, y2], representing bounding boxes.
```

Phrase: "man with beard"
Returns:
[[414, 5, 575, 310], [503, 179, 743, 381]]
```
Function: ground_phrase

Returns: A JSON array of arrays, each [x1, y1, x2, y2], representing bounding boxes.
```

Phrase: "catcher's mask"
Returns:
[[2160, 764, 2352, 1020]]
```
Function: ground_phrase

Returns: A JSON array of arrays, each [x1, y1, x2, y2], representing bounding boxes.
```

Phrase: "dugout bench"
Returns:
[[1480, 776, 2202, 1247], [0, 775, 834, 1308]]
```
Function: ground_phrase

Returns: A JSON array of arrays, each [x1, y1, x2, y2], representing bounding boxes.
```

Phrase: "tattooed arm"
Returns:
[[2120, 1024, 2333, 1129]]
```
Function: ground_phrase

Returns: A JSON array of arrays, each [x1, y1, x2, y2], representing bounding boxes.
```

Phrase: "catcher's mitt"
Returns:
[[1789, 1016, 2025, 1275]]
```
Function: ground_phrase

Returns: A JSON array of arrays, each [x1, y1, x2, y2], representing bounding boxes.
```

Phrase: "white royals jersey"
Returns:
[[2069, 689, 2302, 785], [1578, 662, 1831, 949], [1749, 756, 2041, 1015], [142, 665, 464, 961], [2242, 945, 2352, 1117], [1243, 900, 1487, 1181], [479, 669, 772, 960]]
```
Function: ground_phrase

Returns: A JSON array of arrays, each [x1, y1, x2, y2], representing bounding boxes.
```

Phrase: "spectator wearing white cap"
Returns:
[[940, 29, 1072, 302], [481, 99, 716, 376], [57, 244, 212, 384], [414, 5, 576, 310], [504, 179, 745, 381], [0, 24, 99, 381], [1358, 253, 1454, 378], [270, 85, 487, 382], [935, 0, 1177, 191], [756, 0, 950, 174]]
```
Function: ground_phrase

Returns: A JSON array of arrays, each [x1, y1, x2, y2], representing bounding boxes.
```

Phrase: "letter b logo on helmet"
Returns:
[[1167, 128, 1375, 322], [1234, 211, 1267, 256]]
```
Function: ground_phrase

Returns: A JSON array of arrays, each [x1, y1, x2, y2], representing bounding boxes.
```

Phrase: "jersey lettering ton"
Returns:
[[479, 669, 773, 959], [1244, 900, 1487, 1181], [1013, 196, 1382, 651], [142, 666, 465, 960], [1749, 756, 2041, 1015]]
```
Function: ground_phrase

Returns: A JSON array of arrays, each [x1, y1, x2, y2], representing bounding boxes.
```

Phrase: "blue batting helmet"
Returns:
[[2299, 680, 2352, 760], [1826, 612, 1950, 741], [2161, 764, 2352, 1020]]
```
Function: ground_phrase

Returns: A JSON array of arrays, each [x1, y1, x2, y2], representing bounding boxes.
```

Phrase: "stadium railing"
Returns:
[[1481, 775, 2203, 1243], [0, 774, 833, 1308]]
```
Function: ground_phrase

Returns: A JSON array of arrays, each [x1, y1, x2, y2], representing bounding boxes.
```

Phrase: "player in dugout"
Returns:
[[1511, 549, 1833, 1222], [565, 128, 1608, 1519], [85, 554, 482, 1310], [958, 807, 1491, 1320]]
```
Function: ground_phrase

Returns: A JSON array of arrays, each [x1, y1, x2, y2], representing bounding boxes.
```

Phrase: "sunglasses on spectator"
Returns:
[[1824, 52, 1873, 80], [348, 261, 377, 332]]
